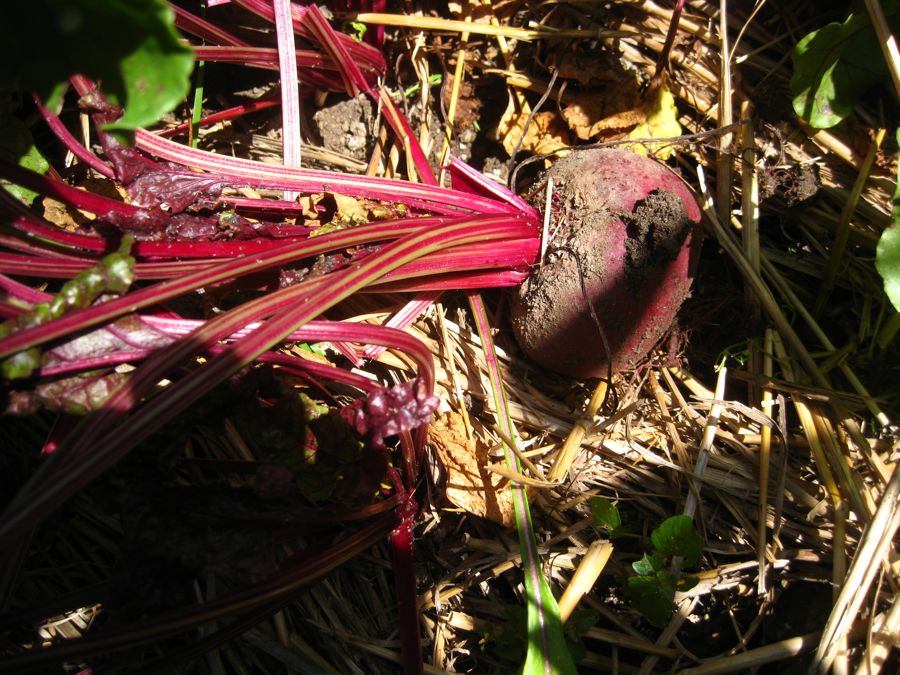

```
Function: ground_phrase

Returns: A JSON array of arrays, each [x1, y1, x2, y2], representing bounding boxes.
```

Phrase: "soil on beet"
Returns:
[[623, 188, 694, 282]]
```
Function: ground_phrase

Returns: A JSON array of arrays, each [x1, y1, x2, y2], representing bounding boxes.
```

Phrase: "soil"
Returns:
[[312, 94, 375, 163], [623, 189, 693, 282]]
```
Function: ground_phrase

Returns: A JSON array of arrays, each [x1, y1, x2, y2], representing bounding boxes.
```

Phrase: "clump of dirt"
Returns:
[[758, 163, 819, 207], [623, 189, 694, 282], [312, 94, 374, 162]]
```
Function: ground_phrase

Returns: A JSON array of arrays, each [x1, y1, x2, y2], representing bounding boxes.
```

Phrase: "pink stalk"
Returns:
[[449, 156, 536, 216], [189, 46, 347, 90], [0, 274, 49, 305], [232, 0, 386, 74], [170, 1, 253, 47], [302, 4, 437, 185], [134, 130, 511, 214], [0, 218, 521, 547], [0, 216, 452, 358], [363, 290, 442, 360], [0, 216, 536, 364], [303, 5, 368, 95], [273, 0, 302, 201], [33, 96, 114, 178]]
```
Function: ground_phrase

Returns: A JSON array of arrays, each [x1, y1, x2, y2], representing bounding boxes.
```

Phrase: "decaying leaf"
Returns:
[[330, 192, 370, 225], [624, 82, 682, 160], [429, 412, 515, 527], [563, 94, 647, 141], [42, 196, 92, 230], [560, 71, 643, 141], [496, 94, 570, 157], [558, 78, 681, 159]]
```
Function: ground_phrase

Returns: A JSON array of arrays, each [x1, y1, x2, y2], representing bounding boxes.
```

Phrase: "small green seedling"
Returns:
[[590, 495, 629, 539], [591, 498, 702, 628], [482, 605, 599, 671], [627, 515, 702, 627]]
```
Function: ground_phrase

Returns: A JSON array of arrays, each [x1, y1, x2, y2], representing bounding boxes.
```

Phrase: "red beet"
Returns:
[[511, 149, 702, 378]]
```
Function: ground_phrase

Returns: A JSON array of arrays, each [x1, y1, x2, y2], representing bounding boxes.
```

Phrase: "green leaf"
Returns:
[[0, 106, 49, 204], [626, 572, 677, 628], [878, 224, 900, 312], [651, 515, 703, 567], [3, 0, 194, 133], [790, 7, 900, 128], [589, 496, 622, 530], [876, 128, 900, 312], [632, 552, 665, 576], [469, 293, 576, 675]]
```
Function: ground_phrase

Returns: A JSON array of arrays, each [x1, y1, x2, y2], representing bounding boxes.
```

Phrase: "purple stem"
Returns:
[[33, 96, 114, 178]]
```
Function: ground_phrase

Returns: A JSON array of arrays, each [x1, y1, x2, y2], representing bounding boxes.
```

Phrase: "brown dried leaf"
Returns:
[[42, 196, 91, 231], [559, 74, 644, 141], [550, 51, 623, 88], [497, 93, 570, 157], [561, 91, 646, 140], [429, 412, 515, 527], [330, 192, 369, 225]]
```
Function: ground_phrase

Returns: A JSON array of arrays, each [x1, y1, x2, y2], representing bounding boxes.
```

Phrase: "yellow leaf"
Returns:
[[625, 82, 682, 160]]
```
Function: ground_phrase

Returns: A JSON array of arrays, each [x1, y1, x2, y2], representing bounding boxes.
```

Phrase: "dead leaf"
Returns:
[[560, 92, 605, 140], [330, 192, 369, 225], [42, 197, 91, 231], [496, 94, 570, 157], [429, 412, 515, 527], [562, 91, 647, 140], [550, 50, 623, 88], [624, 82, 682, 160]]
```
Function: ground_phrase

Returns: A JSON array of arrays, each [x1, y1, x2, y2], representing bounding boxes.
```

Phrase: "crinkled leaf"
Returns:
[[876, 128, 900, 312], [651, 515, 703, 566], [340, 377, 439, 450], [626, 572, 677, 628], [36, 369, 128, 415], [632, 551, 666, 576], [1, 239, 136, 379], [2, 0, 194, 133], [589, 496, 622, 530], [43, 314, 176, 371], [790, 8, 900, 128]]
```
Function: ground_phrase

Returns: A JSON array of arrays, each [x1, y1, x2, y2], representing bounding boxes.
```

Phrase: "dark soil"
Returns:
[[623, 189, 693, 282], [312, 94, 375, 162]]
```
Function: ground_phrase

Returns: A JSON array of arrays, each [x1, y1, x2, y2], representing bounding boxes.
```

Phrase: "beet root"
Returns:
[[510, 149, 702, 378]]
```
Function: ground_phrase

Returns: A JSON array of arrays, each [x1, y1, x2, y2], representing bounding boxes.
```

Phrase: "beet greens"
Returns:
[[0, 2, 574, 673]]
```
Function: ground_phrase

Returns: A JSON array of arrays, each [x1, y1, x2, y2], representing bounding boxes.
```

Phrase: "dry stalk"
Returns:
[[813, 457, 900, 673]]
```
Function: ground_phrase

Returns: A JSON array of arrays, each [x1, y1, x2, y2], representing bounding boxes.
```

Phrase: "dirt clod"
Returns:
[[312, 94, 374, 162], [623, 189, 693, 282]]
